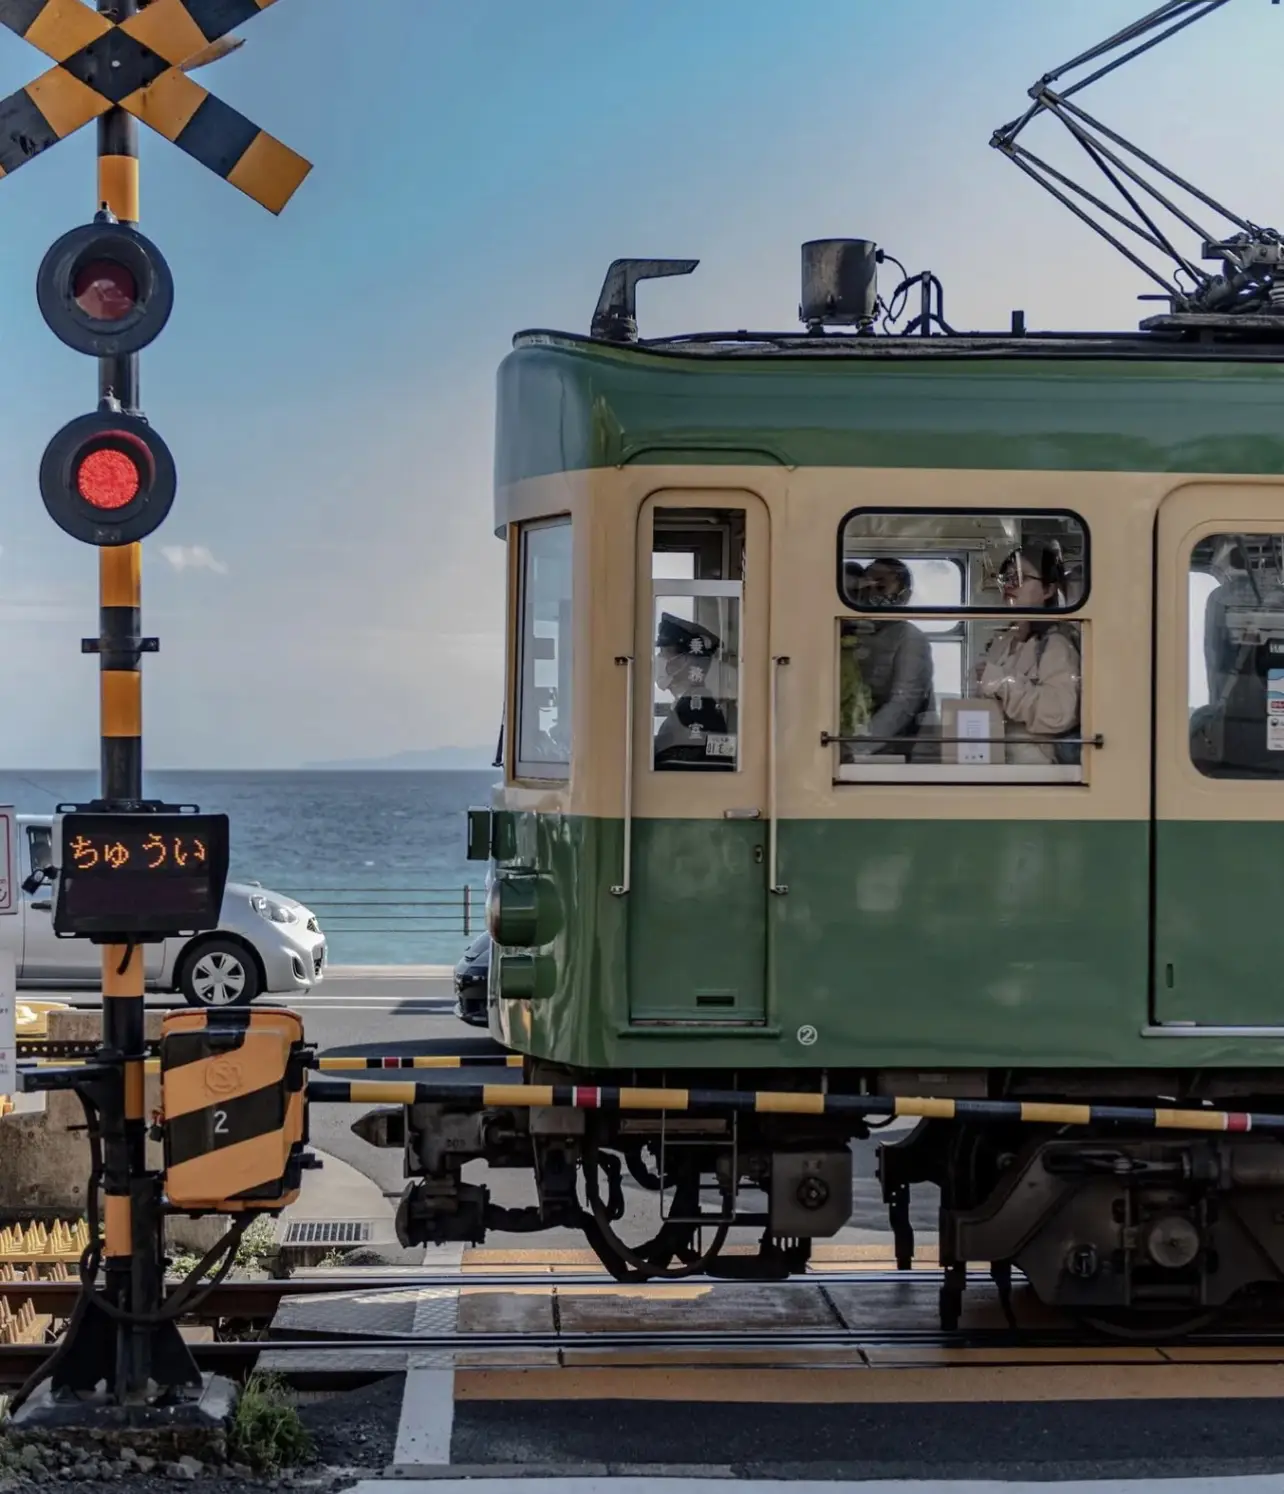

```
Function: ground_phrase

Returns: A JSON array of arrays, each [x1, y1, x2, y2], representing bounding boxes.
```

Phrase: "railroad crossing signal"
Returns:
[[0, 0, 311, 214]]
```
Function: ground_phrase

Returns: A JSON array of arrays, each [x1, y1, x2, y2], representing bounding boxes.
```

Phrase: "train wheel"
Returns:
[[581, 1137, 728, 1282], [1073, 1307, 1220, 1342]]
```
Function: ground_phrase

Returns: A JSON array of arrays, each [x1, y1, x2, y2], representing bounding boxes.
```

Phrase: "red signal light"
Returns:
[[72, 260, 137, 322], [76, 448, 141, 510], [41, 410, 177, 546]]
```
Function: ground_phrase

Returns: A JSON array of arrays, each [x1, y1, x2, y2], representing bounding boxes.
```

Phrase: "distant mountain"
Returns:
[[301, 746, 496, 771]]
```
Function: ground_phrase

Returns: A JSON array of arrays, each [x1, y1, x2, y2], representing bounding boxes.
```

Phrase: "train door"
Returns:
[[1153, 483, 1284, 1026], [625, 491, 771, 1024]]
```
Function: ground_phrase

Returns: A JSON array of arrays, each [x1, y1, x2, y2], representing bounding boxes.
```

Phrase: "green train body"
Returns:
[[477, 334, 1284, 1080], [382, 243, 1284, 1326]]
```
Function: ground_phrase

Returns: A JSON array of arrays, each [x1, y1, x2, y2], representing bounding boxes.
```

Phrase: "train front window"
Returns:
[[515, 517, 572, 780], [834, 510, 1088, 783], [651, 510, 743, 772], [1188, 533, 1284, 779]]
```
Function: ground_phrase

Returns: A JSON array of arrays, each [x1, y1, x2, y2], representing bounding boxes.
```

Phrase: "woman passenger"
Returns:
[[976, 544, 1080, 765]]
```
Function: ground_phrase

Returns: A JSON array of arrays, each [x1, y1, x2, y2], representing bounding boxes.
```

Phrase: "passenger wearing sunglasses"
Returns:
[[975, 544, 1081, 766]]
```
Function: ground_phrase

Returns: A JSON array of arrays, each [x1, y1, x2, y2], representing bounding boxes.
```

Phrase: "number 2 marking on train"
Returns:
[[797, 1025, 818, 1047], [214, 1110, 229, 1136]]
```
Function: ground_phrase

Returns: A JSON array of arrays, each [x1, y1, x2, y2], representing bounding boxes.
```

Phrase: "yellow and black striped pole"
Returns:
[[95, 0, 150, 1395]]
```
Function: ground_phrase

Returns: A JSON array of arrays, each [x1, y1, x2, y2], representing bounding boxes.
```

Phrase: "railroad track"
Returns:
[[0, 1267, 965, 1320], [5, 1268, 1284, 1390], [5, 1321, 1284, 1391]]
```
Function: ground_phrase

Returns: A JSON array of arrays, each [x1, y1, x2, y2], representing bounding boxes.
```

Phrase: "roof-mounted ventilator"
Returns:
[[992, 0, 1284, 331], [590, 259, 699, 343], [800, 239, 956, 337]]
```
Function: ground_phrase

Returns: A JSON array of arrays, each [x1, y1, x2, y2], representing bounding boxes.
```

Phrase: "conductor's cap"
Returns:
[[656, 611, 721, 657]]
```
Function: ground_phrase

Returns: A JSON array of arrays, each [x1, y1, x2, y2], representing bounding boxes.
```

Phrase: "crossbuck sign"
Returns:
[[0, 0, 310, 213]]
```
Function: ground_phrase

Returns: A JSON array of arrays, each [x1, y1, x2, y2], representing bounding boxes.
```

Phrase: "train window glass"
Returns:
[[839, 511, 1088, 613], [651, 510, 744, 772], [835, 511, 1087, 783], [837, 616, 1084, 781], [1188, 533, 1284, 779], [515, 518, 572, 779]]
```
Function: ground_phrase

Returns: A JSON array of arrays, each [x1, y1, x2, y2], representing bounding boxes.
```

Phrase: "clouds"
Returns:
[[159, 545, 228, 576]]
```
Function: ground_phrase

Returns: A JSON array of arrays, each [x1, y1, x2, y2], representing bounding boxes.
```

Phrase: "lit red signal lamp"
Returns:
[[37, 215, 174, 358], [40, 410, 177, 547]]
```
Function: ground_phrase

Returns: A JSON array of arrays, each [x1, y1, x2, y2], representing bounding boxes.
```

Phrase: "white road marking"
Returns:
[[391, 1241, 464, 1473]]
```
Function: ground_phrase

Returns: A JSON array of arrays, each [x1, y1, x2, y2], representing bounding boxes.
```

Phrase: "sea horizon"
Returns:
[[0, 768, 495, 966]]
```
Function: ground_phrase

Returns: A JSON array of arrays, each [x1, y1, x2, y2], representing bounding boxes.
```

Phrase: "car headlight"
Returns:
[[250, 893, 298, 925]]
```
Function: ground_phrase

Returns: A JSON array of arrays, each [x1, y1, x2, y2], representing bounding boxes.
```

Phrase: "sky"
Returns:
[[0, 0, 1273, 768]]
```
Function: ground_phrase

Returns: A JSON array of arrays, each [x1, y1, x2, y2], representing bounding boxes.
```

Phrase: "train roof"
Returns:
[[511, 325, 1284, 363]]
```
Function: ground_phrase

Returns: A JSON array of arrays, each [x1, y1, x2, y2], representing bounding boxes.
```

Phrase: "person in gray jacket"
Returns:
[[839, 559, 934, 761]]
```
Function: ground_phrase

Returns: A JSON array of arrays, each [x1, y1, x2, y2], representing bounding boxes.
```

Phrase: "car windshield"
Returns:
[[465, 934, 489, 960]]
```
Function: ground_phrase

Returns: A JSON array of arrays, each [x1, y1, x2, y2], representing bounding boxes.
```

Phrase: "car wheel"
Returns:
[[179, 938, 261, 1008]]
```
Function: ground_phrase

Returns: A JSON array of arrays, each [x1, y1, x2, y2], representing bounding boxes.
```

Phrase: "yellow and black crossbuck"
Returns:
[[0, 0, 310, 212]]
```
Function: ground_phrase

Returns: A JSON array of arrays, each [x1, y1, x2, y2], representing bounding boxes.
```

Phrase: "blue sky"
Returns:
[[0, 0, 1271, 767]]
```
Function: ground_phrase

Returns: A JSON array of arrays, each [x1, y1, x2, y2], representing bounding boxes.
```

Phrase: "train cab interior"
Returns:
[[1188, 532, 1284, 781]]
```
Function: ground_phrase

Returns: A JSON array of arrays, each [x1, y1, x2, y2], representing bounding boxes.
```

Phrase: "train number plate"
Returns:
[[705, 734, 736, 759]]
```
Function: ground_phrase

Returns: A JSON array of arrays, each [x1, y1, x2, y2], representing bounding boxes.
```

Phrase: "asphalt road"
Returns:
[[35, 970, 939, 1256]]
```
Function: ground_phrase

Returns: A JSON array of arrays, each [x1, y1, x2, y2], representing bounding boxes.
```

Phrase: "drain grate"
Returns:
[[282, 1221, 373, 1247]]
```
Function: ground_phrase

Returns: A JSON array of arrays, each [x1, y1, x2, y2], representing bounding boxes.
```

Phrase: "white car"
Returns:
[[2, 814, 327, 1008]]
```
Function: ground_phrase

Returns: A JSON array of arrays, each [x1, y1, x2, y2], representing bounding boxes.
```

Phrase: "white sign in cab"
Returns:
[[0, 806, 13, 917]]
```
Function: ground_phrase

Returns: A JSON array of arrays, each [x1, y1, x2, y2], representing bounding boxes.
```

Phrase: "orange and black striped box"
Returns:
[[159, 1009, 311, 1213]]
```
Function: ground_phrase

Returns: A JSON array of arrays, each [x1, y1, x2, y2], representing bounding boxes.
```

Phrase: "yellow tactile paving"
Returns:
[[859, 1345, 1167, 1366], [1159, 1345, 1284, 1363]]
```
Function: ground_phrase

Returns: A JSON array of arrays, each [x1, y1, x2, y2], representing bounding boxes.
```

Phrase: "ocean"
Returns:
[[0, 769, 496, 967]]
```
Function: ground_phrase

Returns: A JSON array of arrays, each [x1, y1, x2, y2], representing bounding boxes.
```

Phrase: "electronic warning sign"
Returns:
[[53, 810, 229, 939]]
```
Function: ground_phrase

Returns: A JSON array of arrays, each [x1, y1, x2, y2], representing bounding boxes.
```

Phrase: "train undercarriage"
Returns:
[[352, 1069, 1284, 1337]]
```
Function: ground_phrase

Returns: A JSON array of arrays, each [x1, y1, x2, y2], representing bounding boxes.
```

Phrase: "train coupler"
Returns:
[[394, 1178, 583, 1248]]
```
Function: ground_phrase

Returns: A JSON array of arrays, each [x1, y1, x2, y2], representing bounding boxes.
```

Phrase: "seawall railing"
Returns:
[[288, 885, 486, 943]]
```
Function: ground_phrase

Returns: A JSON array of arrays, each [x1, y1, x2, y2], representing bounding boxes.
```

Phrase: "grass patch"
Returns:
[[229, 1373, 313, 1472], [168, 1214, 279, 1280]]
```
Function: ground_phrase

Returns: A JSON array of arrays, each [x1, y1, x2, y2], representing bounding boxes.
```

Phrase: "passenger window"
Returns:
[[515, 518, 572, 780], [651, 510, 743, 772], [835, 511, 1088, 783], [1188, 533, 1284, 779]]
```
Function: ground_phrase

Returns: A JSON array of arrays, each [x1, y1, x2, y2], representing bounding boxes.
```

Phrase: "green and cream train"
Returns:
[[393, 245, 1284, 1329]]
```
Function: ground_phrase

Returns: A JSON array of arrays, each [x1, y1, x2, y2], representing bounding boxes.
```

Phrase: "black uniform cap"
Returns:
[[656, 612, 721, 658]]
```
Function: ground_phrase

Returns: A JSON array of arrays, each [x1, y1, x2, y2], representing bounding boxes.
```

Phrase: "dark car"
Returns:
[[453, 933, 490, 1026]]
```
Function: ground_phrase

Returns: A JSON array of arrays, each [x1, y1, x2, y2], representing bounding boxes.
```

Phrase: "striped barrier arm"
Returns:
[[305, 1078, 1284, 1136]]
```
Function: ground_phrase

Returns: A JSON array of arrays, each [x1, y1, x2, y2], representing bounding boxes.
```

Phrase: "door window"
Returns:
[[651, 510, 744, 773], [1188, 532, 1284, 778]]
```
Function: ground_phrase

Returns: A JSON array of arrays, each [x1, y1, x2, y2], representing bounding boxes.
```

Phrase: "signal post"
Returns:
[[97, 0, 148, 1393], [0, 0, 313, 1429]]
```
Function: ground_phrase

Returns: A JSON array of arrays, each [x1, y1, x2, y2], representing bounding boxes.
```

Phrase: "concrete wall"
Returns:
[[0, 1009, 229, 1251]]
